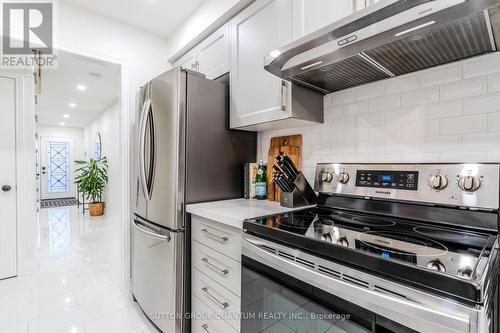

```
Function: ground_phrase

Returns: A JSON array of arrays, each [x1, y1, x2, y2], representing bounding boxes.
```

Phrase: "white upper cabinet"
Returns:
[[292, 0, 354, 40], [173, 23, 230, 80], [229, 0, 293, 129], [197, 24, 230, 80]]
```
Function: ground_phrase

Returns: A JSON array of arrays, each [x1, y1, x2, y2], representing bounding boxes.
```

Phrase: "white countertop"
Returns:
[[186, 198, 314, 229]]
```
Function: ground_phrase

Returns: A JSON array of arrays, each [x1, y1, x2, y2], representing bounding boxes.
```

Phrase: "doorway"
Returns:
[[40, 136, 75, 200]]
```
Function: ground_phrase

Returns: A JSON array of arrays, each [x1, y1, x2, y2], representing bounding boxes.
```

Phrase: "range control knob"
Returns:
[[321, 171, 334, 183], [458, 176, 481, 192], [337, 237, 349, 247], [427, 260, 446, 273], [428, 174, 448, 190], [457, 268, 473, 279], [337, 172, 350, 184]]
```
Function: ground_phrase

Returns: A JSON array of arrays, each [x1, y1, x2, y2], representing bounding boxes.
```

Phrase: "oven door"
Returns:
[[241, 233, 475, 333]]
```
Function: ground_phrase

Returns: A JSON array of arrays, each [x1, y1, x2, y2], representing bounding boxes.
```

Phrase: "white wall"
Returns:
[[259, 52, 500, 183], [83, 102, 121, 214]]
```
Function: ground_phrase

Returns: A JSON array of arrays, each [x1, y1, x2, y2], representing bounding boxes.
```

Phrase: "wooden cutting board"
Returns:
[[267, 135, 302, 201]]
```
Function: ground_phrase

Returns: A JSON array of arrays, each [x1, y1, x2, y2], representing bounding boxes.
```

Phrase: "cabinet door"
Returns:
[[292, 0, 354, 40], [175, 50, 198, 71], [197, 24, 230, 80], [230, 0, 292, 129]]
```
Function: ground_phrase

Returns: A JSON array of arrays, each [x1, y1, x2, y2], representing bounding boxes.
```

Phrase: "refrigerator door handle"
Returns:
[[133, 218, 171, 242], [138, 99, 151, 200], [145, 102, 156, 198]]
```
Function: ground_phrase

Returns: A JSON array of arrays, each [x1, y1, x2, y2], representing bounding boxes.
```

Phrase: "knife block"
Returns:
[[279, 172, 317, 208], [267, 135, 302, 202]]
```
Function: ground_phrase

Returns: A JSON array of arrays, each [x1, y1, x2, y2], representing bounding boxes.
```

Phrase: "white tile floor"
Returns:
[[0, 206, 158, 333]]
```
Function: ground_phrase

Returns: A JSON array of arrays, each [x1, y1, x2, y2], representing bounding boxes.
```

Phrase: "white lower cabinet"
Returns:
[[192, 215, 242, 332], [192, 296, 239, 333]]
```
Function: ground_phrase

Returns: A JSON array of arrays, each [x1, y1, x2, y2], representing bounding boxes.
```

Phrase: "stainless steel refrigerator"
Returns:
[[132, 67, 256, 333]]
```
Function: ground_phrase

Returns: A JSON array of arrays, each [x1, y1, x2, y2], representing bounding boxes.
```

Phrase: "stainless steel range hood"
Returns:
[[265, 0, 500, 95]]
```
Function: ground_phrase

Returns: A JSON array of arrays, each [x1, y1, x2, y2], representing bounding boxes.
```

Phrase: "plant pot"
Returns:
[[89, 202, 105, 216]]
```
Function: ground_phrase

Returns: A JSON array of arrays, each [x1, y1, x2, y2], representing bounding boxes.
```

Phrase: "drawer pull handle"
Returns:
[[201, 228, 228, 243], [201, 323, 210, 333], [201, 287, 229, 309], [202, 257, 229, 276]]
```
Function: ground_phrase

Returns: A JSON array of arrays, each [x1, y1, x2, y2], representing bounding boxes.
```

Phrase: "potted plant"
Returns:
[[74, 157, 108, 216]]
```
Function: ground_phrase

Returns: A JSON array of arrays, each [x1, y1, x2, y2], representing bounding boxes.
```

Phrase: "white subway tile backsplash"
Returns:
[[327, 116, 355, 129], [369, 93, 400, 111], [463, 94, 500, 115], [259, 53, 500, 166], [401, 87, 439, 106], [440, 77, 488, 100], [385, 138, 420, 154], [343, 101, 369, 115], [420, 100, 462, 120], [488, 113, 500, 131], [488, 73, 500, 93], [420, 63, 462, 87], [440, 152, 488, 162], [439, 115, 487, 135], [385, 106, 420, 123], [463, 132, 500, 151], [357, 141, 385, 154], [400, 120, 439, 138], [385, 74, 419, 94], [400, 153, 440, 162], [355, 111, 385, 128], [329, 89, 356, 106], [421, 135, 461, 152], [356, 82, 385, 100], [463, 53, 500, 78]]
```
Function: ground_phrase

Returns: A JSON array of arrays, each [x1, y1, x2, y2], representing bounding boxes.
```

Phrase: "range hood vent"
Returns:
[[265, 0, 500, 95]]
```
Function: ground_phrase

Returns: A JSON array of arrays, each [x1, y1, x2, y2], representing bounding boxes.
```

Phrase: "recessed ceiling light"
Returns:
[[76, 84, 87, 91], [59, 122, 65, 126], [63, 114, 70, 118], [68, 103, 76, 108]]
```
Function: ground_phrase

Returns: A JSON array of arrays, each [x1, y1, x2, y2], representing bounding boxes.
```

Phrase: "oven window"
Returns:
[[242, 256, 417, 333]]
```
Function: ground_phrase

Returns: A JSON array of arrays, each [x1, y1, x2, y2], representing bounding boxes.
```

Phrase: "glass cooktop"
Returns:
[[244, 207, 496, 286]]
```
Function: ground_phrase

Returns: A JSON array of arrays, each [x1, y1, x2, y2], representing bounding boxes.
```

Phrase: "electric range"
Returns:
[[241, 163, 500, 333]]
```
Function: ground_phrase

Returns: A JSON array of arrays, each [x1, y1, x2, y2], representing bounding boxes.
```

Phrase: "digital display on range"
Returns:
[[355, 170, 419, 191], [355, 240, 417, 264]]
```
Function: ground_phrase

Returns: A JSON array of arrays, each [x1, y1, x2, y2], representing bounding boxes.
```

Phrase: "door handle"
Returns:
[[133, 218, 171, 242], [201, 228, 228, 243], [201, 257, 229, 276], [201, 287, 229, 309], [280, 80, 287, 112], [138, 99, 151, 200], [1, 185, 11, 192]]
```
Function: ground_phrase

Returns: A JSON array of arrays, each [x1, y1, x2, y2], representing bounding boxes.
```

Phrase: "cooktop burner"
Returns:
[[413, 226, 470, 241]]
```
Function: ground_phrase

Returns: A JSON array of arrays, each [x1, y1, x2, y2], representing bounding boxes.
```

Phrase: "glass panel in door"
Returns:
[[41, 137, 74, 199]]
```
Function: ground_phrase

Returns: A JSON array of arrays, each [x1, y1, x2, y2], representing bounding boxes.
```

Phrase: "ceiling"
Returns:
[[63, 0, 206, 37], [36, 51, 121, 127]]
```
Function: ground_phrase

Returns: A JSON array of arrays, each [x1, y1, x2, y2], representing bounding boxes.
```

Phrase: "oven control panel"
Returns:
[[356, 170, 419, 191], [315, 163, 500, 210]]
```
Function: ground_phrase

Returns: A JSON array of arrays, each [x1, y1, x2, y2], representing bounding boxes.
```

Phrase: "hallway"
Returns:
[[0, 206, 156, 333]]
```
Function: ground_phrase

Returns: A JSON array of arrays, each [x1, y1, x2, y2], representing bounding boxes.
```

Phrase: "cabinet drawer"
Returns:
[[192, 215, 241, 262], [193, 240, 241, 296], [192, 295, 239, 333], [193, 268, 241, 331]]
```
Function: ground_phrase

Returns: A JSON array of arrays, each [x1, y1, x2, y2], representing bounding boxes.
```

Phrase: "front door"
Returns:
[[0, 76, 17, 279], [40, 137, 75, 199]]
